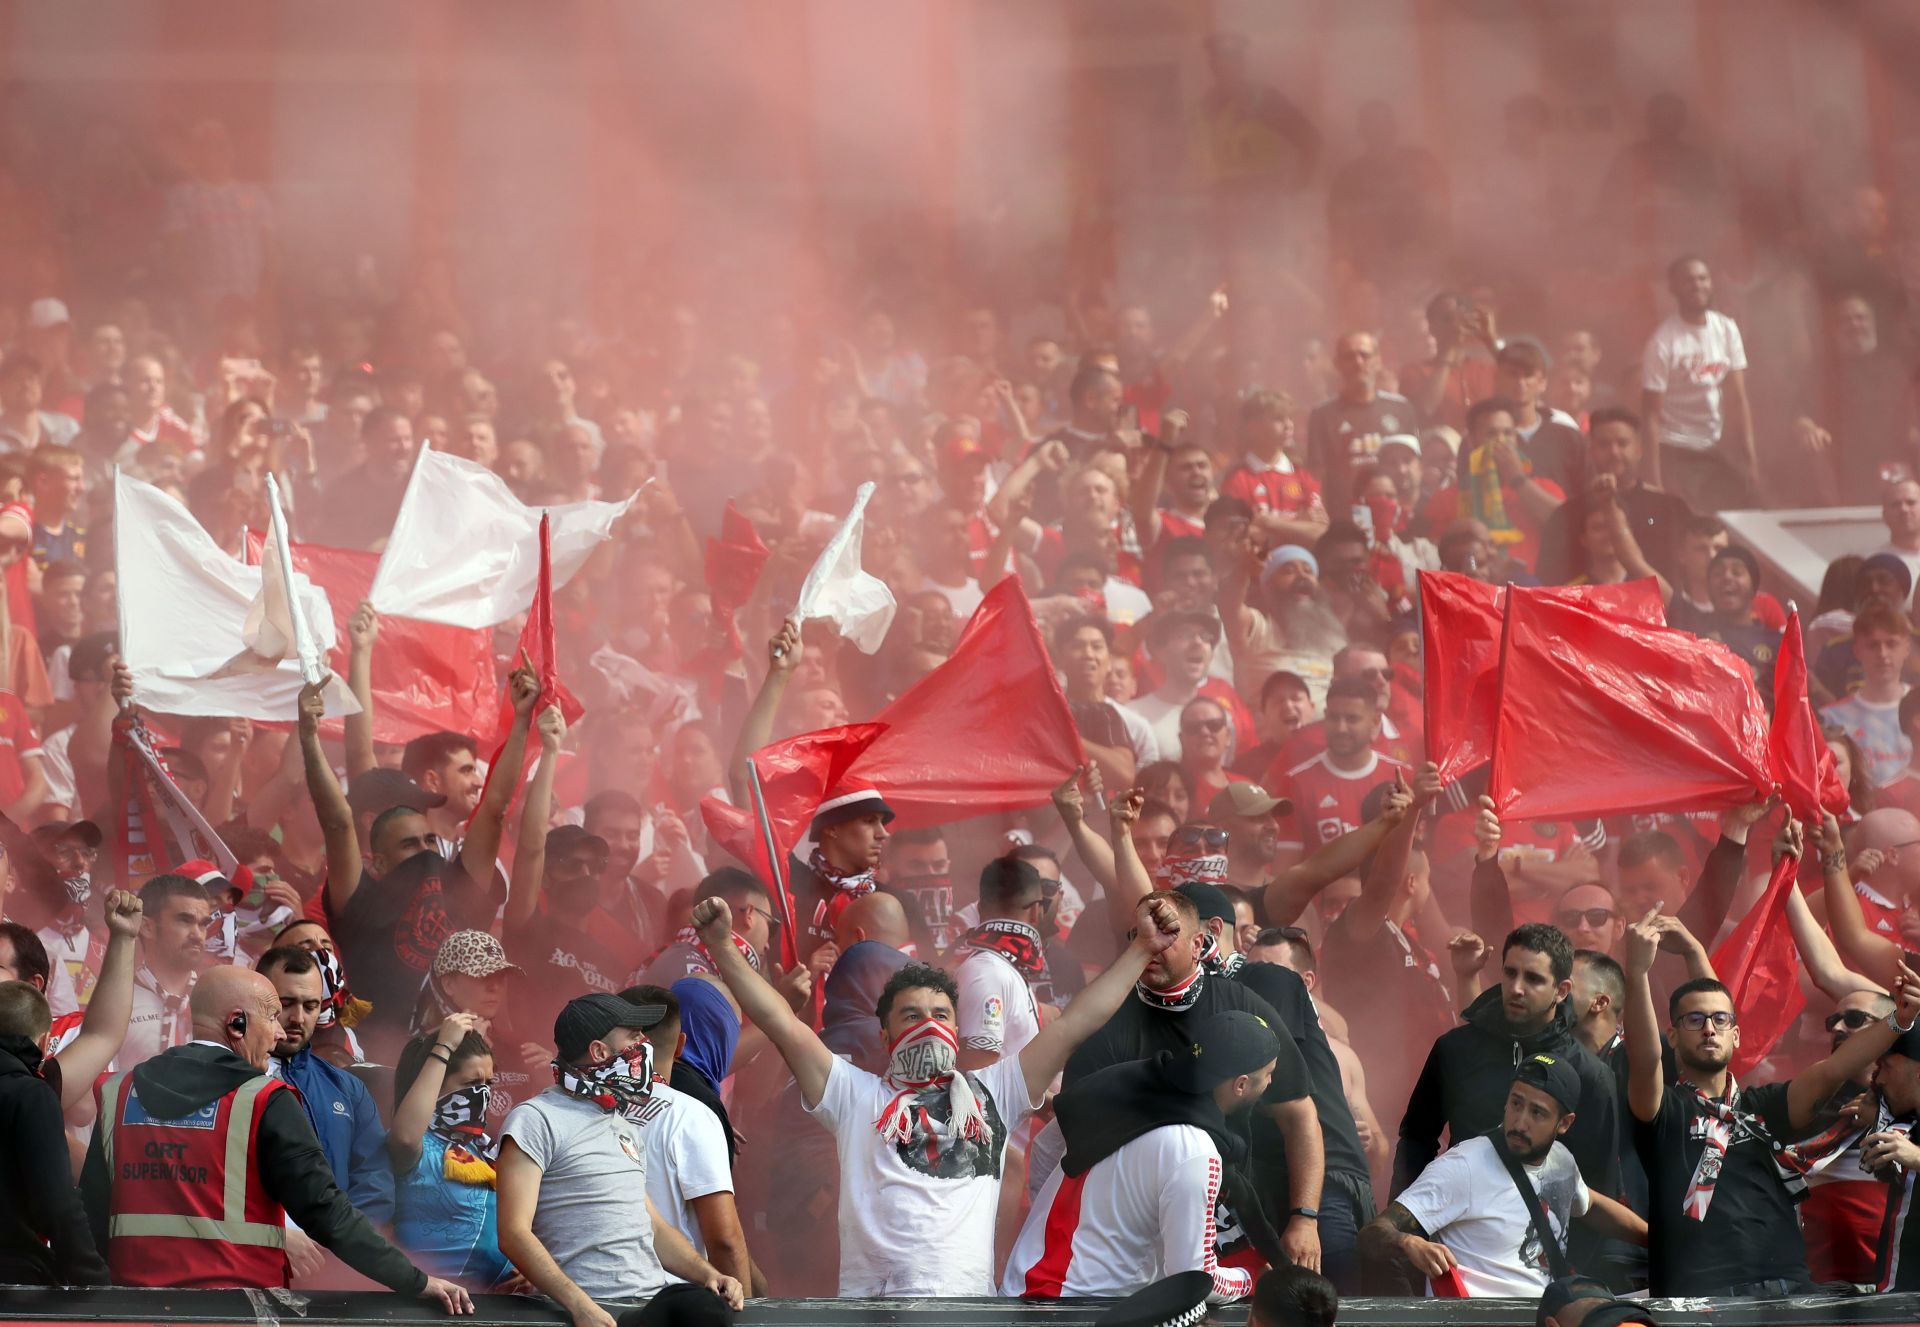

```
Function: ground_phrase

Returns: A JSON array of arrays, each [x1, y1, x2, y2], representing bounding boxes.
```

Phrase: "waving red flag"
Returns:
[[243, 532, 495, 744], [704, 502, 769, 614], [1486, 592, 1770, 821], [850, 576, 1083, 829], [700, 722, 887, 967], [1421, 573, 1665, 784], [1714, 613, 1844, 1074], [471, 515, 585, 821]]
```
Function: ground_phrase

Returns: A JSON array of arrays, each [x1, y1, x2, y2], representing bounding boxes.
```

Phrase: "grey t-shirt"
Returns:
[[502, 1088, 667, 1303]]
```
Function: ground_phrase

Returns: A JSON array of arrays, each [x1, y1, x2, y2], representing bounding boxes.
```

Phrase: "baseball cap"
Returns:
[[176, 856, 256, 904], [345, 767, 447, 817], [1092, 1271, 1212, 1327], [1536, 1276, 1615, 1327], [1889, 1023, 1920, 1062], [27, 298, 70, 330], [1513, 1051, 1583, 1115], [1175, 880, 1236, 927], [433, 929, 524, 981], [1208, 782, 1293, 821], [1167, 1010, 1283, 1093], [811, 782, 896, 834], [31, 819, 103, 851], [1145, 609, 1223, 652], [546, 823, 610, 861], [554, 991, 668, 1061]]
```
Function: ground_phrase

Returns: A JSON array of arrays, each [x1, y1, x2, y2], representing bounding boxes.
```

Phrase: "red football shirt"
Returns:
[[1275, 749, 1408, 852]]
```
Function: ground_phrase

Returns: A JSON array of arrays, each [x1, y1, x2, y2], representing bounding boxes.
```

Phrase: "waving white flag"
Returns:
[[793, 482, 896, 653], [114, 471, 358, 720], [369, 445, 639, 629]]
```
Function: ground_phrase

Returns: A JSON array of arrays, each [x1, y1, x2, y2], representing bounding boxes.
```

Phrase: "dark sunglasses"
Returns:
[[1180, 717, 1229, 736], [1825, 1009, 1877, 1033], [1555, 907, 1615, 930], [1169, 826, 1229, 854]]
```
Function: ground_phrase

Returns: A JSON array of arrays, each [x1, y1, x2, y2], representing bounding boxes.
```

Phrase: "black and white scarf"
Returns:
[[961, 919, 1046, 977], [430, 1083, 499, 1163], [553, 1039, 655, 1113], [805, 848, 877, 942], [1136, 963, 1205, 1012], [1197, 932, 1247, 980], [1682, 1077, 1855, 1220]]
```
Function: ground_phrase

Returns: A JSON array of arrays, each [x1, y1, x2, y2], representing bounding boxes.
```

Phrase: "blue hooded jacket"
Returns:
[[275, 1048, 394, 1227]]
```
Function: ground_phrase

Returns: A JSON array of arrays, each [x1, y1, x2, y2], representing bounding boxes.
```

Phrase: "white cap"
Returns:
[[27, 298, 70, 330]]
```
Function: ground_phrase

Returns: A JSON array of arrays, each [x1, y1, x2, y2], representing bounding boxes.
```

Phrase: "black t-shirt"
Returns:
[[1234, 961, 1371, 1189], [1064, 974, 1308, 1102], [1320, 915, 1456, 1133], [327, 852, 497, 1046], [1633, 1081, 1811, 1296], [1306, 392, 1417, 508], [1690, 619, 1782, 699], [507, 909, 641, 1034]]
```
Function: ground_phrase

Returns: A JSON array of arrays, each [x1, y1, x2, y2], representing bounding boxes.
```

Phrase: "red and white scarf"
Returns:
[[961, 919, 1045, 977], [1682, 1077, 1852, 1221], [874, 1018, 988, 1161], [670, 925, 762, 974], [1135, 964, 1205, 1012]]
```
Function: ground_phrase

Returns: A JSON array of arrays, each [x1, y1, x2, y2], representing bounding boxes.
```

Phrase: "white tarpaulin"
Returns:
[[368, 445, 639, 629], [114, 470, 358, 720]]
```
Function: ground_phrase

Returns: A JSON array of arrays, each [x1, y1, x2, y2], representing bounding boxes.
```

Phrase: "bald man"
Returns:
[[81, 966, 473, 1310], [1821, 808, 1920, 991], [835, 891, 915, 953]]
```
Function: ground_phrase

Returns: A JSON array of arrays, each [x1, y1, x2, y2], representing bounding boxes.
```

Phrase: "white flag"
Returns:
[[369, 445, 639, 629], [216, 473, 327, 685], [114, 470, 359, 720], [793, 482, 896, 653]]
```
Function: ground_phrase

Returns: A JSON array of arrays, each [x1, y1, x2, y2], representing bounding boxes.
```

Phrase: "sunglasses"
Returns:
[[1555, 907, 1615, 930], [1180, 717, 1228, 736], [1169, 826, 1229, 854], [1677, 1010, 1738, 1032], [1825, 1009, 1877, 1033]]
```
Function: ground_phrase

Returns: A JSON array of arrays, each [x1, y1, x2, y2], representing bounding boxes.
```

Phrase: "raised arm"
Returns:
[[1131, 411, 1187, 554], [55, 890, 142, 1110], [692, 895, 834, 1108], [1815, 811, 1904, 989], [1021, 894, 1178, 1103], [1786, 879, 1881, 1002], [298, 678, 361, 915], [1103, 787, 1156, 954], [1597, 476, 1671, 600], [504, 708, 566, 931], [388, 1012, 485, 1172], [460, 660, 535, 890], [1622, 909, 1666, 1124], [727, 623, 801, 807], [986, 439, 1066, 531], [1789, 961, 1920, 1130], [1266, 801, 1409, 926], [343, 601, 378, 781], [1051, 767, 1117, 897], [1341, 769, 1422, 940], [1466, 796, 1517, 943], [1675, 798, 1768, 945]]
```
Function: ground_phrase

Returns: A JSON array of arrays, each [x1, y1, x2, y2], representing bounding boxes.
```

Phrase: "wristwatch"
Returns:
[[1288, 1206, 1320, 1221]]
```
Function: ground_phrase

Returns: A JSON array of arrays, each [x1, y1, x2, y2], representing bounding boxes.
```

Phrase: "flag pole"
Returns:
[[746, 756, 799, 969], [265, 473, 321, 685]]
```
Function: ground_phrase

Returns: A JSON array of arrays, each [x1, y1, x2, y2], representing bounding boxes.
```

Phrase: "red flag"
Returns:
[[243, 532, 494, 744], [1486, 591, 1770, 821], [850, 576, 1084, 829], [1421, 573, 1666, 783], [1714, 613, 1841, 1073], [704, 502, 769, 614], [700, 722, 887, 967], [471, 515, 585, 821]]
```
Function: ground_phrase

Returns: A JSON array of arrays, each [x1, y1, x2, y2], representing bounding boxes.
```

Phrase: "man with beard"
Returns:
[[1056, 614, 1158, 787], [401, 732, 487, 863], [1004, 1011, 1285, 1301], [114, 873, 212, 1070], [1623, 908, 1920, 1296], [1270, 679, 1408, 874], [689, 890, 1184, 1296], [1795, 989, 1901, 1286], [304, 677, 517, 1062], [1363, 1055, 1645, 1296], [953, 856, 1054, 1068], [639, 868, 774, 985], [1221, 545, 1348, 705]]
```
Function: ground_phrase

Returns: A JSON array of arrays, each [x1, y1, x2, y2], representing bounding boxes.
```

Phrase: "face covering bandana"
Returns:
[[874, 1017, 989, 1157], [1136, 962, 1205, 1012], [430, 1082, 499, 1164], [61, 870, 92, 907], [960, 918, 1046, 977], [312, 946, 369, 1030], [1196, 930, 1246, 979], [553, 1037, 655, 1113], [671, 924, 761, 974]]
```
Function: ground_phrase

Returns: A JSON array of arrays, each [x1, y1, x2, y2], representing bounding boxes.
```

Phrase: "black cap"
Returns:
[[1175, 881, 1236, 927], [1513, 1051, 1583, 1115], [1536, 1276, 1614, 1327], [1094, 1271, 1212, 1327], [345, 767, 446, 817], [553, 992, 668, 1061], [1167, 1010, 1282, 1093], [546, 823, 610, 861], [1890, 1024, 1920, 1063], [31, 819, 102, 850], [616, 1285, 734, 1327]]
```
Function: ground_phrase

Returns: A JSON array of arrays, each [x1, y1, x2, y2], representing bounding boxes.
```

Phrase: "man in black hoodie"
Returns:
[[80, 965, 473, 1311], [1394, 922, 1620, 1201], [0, 980, 108, 1286]]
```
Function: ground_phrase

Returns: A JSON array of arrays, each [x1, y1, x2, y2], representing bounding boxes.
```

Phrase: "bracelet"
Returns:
[[1894, 1013, 1917, 1035], [426, 1050, 453, 1066], [435, 1042, 459, 1054]]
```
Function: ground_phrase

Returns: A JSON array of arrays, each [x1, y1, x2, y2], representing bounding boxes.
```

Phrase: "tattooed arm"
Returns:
[[1359, 1202, 1457, 1279]]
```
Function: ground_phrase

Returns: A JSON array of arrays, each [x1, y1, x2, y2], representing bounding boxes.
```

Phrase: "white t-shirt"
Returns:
[[925, 576, 986, 622], [1105, 697, 1163, 768], [1395, 1136, 1590, 1298], [1820, 691, 1911, 788], [1126, 688, 1196, 763], [625, 1080, 734, 1271], [111, 966, 195, 1071], [1641, 311, 1748, 451], [954, 945, 1042, 1060], [805, 1052, 1038, 1295], [1001, 1123, 1253, 1302], [39, 725, 76, 813]]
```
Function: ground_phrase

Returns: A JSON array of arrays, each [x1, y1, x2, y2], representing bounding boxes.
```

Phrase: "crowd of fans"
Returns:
[[4, 57, 1920, 1327]]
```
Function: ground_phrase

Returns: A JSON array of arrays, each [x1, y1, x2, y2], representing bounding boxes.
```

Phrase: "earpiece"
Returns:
[[229, 1013, 248, 1036]]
